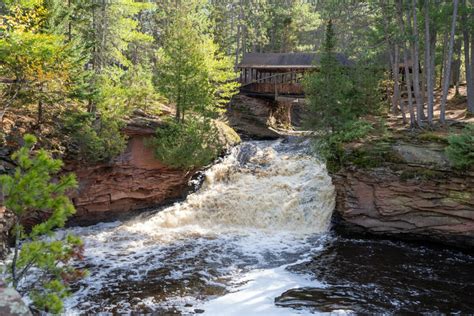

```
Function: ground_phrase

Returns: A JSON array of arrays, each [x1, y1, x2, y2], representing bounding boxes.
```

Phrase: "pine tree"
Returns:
[[155, 5, 237, 123], [151, 3, 238, 169], [304, 20, 352, 133], [0, 134, 85, 313]]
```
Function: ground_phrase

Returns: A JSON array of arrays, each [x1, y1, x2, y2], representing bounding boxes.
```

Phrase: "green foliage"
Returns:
[[62, 111, 127, 163], [418, 132, 449, 144], [155, 4, 238, 123], [95, 66, 163, 118], [347, 64, 384, 116], [313, 120, 374, 172], [304, 20, 382, 171], [148, 119, 222, 170], [209, 0, 322, 56], [0, 134, 85, 313], [0, 31, 80, 109], [304, 20, 353, 133], [445, 124, 474, 170], [345, 141, 404, 170]]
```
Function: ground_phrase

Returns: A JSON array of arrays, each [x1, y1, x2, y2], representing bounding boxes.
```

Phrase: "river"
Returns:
[[60, 139, 474, 314]]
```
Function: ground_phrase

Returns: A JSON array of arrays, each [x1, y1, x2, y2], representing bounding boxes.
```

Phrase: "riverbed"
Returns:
[[60, 140, 474, 314]]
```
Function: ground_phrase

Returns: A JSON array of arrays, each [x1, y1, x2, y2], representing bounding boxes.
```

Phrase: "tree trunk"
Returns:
[[11, 224, 20, 289], [464, 0, 474, 114], [381, 0, 404, 120], [396, 0, 416, 127], [440, 0, 459, 124], [234, 1, 242, 69], [392, 45, 406, 122], [429, 15, 437, 106], [410, 0, 424, 125], [439, 31, 449, 89], [425, 0, 435, 125], [452, 38, 462, 96]]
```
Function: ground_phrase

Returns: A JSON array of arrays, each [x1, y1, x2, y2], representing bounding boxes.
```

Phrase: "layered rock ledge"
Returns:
[[332, 141, 474, 248], [66, 116, 240, 225]]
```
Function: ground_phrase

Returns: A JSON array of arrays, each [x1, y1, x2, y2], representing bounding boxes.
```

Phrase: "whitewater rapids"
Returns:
[[62, 139, 336, 314]]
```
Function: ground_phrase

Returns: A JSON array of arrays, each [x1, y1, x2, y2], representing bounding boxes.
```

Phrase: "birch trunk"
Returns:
[[392, 45, 405, 121], [429, 15, 437, 105], [425, 0, 435, 124], [396, 0, 416, 127], [440, 0, 459, 124], [452, 38, 462, 96], [411, 0, 424, 125], [440, 31, 449, 89]]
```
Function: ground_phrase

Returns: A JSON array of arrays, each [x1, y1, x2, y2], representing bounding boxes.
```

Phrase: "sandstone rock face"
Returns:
[[65, 128, 192, 225], [66, 117, 240, 225], [333, 144, 474, 248], [227, 95, 281, 139]]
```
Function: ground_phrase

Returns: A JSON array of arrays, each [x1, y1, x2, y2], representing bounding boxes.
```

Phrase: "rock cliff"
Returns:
[[226, 94, 307, 139], [66, 117, 240, 225], [0, 114, 240, 229], [332, 141, 474, 248], [65, 132, 192, 224]]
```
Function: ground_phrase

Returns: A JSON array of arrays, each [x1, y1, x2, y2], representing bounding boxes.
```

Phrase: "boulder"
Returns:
[[0, 285, 31, 316], [0, 207, 15, 259]]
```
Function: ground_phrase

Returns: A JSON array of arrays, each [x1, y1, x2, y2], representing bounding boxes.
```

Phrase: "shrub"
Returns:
[[313, 120, 373, 172], [445, 124, 474, 170], [148, 119, 222, 170], [62, 111, 127, 163]]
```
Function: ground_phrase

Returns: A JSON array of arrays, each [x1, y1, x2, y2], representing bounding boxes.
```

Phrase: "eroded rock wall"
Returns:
[[332, 143, 474, 248], [65, 128, 192, 225], [226, 94, 307, 139]]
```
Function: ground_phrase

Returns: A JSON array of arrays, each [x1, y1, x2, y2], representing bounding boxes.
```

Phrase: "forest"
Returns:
[[0, 0, 473, 314]]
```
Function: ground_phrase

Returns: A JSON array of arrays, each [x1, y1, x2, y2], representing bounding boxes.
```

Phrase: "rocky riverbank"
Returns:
[[0, 112, 240, 256], [331, 138, 474, 249], [226, 94, 307, 139], [225, 95, 474, 248], [64, 116, 193, 225]]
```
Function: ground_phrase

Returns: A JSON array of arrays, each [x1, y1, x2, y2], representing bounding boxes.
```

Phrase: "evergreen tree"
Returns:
[[0, 134, 85, 313], [151, 3, 238, 169], [304, 20, 352, 133], [155, 4, 237, 123]]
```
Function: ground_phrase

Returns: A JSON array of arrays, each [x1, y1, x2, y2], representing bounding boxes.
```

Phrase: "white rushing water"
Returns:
[[62, 139, 335, 314]]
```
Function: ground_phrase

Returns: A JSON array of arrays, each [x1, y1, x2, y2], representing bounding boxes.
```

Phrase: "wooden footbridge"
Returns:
[[238, 52, 351, 99]]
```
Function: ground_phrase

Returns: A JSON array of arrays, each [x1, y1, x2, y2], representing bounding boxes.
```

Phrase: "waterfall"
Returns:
[[62, 139, 335, 314]]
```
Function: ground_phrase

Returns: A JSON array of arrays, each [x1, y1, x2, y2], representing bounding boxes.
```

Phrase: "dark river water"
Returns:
[[59, 140, 473, 315], [280, 235, 474, 314]]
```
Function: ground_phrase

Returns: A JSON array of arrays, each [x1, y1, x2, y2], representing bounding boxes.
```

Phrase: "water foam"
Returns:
[[62, 140, 336, 314]]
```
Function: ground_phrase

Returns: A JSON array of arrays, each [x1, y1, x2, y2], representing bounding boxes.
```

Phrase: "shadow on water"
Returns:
[[277, 235, 474, 314]]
